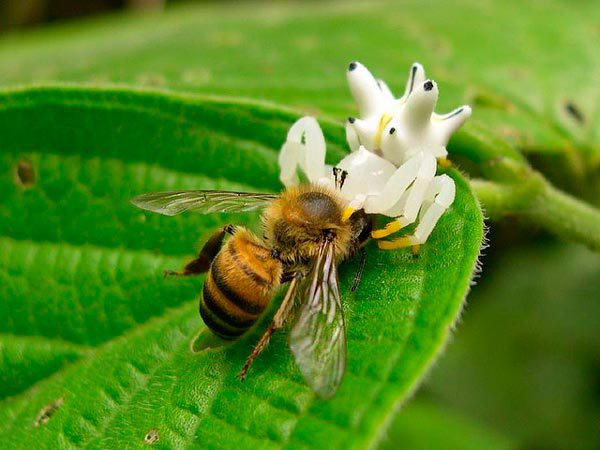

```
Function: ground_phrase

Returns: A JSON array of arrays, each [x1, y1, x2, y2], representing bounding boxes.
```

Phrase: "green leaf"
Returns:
[[377, 401, 516, 450], [0, 86, 483, 449], [0, 335, 86, 401]]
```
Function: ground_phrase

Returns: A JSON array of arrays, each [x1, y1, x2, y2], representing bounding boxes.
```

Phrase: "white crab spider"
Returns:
[[278, 117, 456, 249], [342, 61, 471, 249]]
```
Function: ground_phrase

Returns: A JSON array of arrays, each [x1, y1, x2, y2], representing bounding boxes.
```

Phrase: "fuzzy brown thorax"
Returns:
[[262, 184, 354, 267]]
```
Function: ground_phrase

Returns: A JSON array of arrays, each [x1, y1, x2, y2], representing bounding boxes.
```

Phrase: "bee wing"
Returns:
[[131, 190, 278, 216], [289, 242, 346, 399]]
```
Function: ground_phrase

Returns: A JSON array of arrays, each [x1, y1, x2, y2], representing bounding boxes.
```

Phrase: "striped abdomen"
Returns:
[[200, 230, 283, 340]]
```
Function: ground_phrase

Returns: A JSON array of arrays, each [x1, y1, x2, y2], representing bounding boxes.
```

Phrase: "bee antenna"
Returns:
[[340, 170, 348, 190], [332, 167, 340, 189]]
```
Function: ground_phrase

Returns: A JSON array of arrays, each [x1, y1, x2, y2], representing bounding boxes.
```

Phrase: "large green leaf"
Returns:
[[0, 86, 482, 448]]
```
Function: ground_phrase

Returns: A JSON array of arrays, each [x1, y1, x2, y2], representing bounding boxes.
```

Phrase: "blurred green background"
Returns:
[[1, 1, 599, 449]]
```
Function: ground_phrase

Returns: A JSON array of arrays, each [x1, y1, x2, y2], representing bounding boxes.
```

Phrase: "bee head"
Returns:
[[295, 191, 341, 224]]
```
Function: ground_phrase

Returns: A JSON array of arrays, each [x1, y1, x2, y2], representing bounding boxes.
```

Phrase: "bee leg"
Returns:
[[351, 247, 367, 292], [164, 225, 234, 277], [238, 274, 301, 380]]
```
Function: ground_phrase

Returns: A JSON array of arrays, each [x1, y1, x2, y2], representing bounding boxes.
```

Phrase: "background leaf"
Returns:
[[379, 401, 516, 450], [0, 0, 598, 201], [0, 87, 482, 448], [421, 243, 600, 450]]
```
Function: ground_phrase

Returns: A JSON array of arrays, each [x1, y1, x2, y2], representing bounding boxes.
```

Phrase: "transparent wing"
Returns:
[[289, 242, 347, 399], [130, 190, 278, 216]]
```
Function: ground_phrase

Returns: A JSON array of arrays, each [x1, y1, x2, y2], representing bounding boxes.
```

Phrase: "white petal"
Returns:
[[278, 141, 302, 187], [402, 80, 439, 128], [377, 79, 395, 103], [401, 62, 426, 100], [434, 105, 472, 142], [335, 146, 396, 198], [279, 116, 327, 185], [345, 122, 360, 151], [347, 61, 383, 118]]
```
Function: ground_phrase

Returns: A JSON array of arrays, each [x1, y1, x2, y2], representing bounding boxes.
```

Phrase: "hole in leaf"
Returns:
[[564, 101, 584, 124], [33, 397, 64, 427], [15, 159, 36, 188], [190, 328, 228, 353], [144, 428, 160, 445]]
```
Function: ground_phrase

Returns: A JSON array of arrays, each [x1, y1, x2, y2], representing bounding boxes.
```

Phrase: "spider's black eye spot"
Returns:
[[424, 81, 434, 91], [348, 117, 356, 124], [389, 127, 396, 135], [348, 62, 358, 71]]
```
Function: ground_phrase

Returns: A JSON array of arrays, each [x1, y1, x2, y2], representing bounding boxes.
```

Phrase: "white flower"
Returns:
[[279, 116, 406, 216], [345, 61, 471, 166], [277, 61, 471, 248]]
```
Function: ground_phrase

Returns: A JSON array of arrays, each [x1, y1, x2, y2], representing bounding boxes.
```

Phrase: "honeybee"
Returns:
[[131, 170, 371, 398]]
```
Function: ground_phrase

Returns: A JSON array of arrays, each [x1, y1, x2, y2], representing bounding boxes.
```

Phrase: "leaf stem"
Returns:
[[471, 176, 600, 251]]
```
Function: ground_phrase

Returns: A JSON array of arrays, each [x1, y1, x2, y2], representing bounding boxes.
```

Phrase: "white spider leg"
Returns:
[[410, 174, 455, 244], [403, 79, 439, 130], [368, 152, 436, 239], [346, 61, 383, 118], [399, 62, 426, 101], [391, 153, 437, 228], [278, 116, 326, 187], [413, 174, 456, 244], [379, 174, 455, 249], [363, 152, 426, 214], [433, 105, 473, 143]]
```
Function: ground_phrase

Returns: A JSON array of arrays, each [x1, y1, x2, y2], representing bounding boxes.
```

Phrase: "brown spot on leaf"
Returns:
[[144, 428, 160, 445], [136, 73, 166, 87], [33, 397, 64, 427], [499, 126, 522, 140], [471, 91, 515, 112], [15, 160, 36, 188], [564, 101, 584, 124]]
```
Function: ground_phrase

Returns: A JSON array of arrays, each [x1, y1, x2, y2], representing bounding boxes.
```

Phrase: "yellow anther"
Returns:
[[411, 244, 421, 256], [438, 158, 452, 168], [371, 220, 402, 239], [342, 207, 355, 222], [374, 113, 393, 149], [377, 236, 413, 250]]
